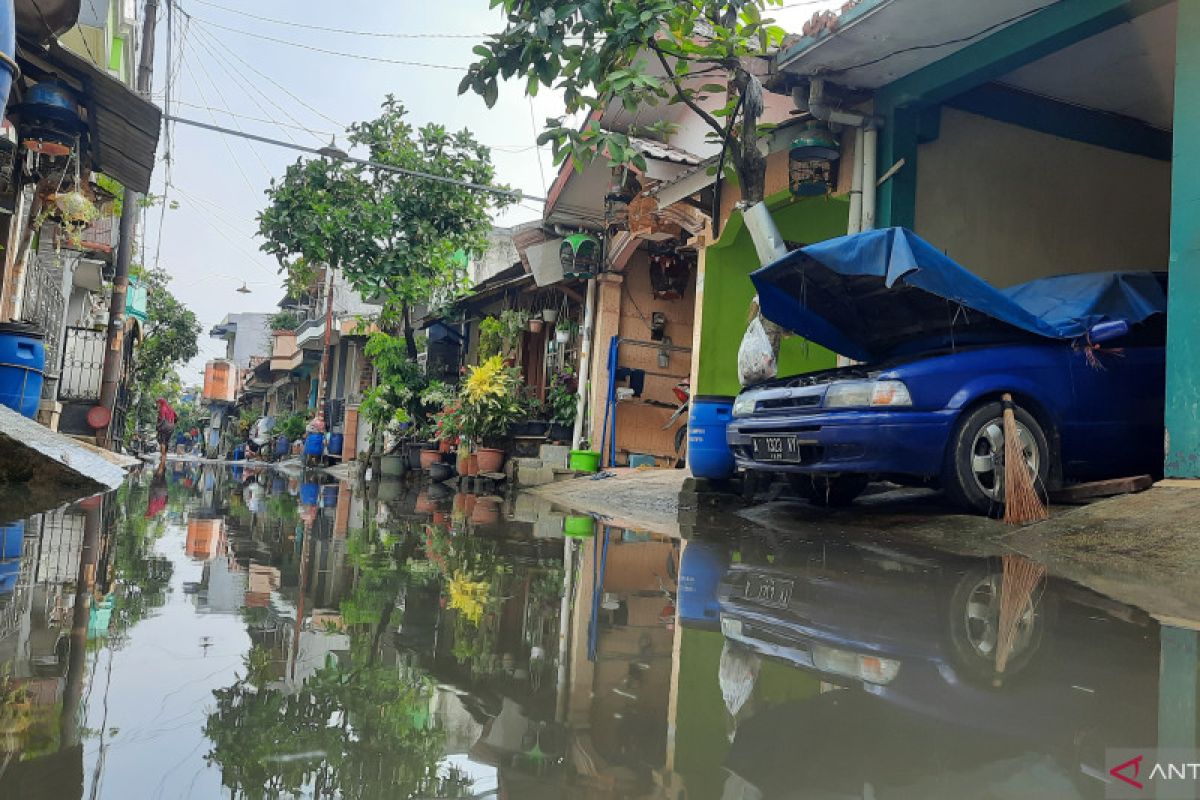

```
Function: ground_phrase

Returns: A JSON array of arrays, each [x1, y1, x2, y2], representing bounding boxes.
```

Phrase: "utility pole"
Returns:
[[97, 0, 159, 448]]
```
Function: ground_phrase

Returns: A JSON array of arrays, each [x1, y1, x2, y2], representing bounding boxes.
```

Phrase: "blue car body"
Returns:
[[728, 228, 1167, 487]]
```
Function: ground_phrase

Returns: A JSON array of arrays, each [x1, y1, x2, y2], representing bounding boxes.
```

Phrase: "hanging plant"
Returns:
[[49, 190, 98, 248]]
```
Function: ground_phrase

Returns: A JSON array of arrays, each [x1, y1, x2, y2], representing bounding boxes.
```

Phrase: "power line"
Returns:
[[183, 13, 468, 71], [190, 0, 489, 39], [164, 114, 547, 203], [186, 18, 347, 130], [149, 98, 337, 136]]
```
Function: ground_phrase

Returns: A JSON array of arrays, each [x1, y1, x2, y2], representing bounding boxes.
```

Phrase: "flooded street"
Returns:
[[0, 465, 1189, 799]]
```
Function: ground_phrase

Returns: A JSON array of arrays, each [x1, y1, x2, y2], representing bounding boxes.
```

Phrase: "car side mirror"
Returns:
[[1088, 320, 1129, 344]]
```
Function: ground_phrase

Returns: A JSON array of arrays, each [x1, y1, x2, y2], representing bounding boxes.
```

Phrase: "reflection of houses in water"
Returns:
[[191, 555, 246, 616], [244, 563, 280, 608], [185, 517, 224, 560]]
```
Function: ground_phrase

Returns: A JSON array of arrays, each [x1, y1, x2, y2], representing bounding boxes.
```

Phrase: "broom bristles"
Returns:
[[1001, 393, 1048, 525], [994, 554, 1047, 681]]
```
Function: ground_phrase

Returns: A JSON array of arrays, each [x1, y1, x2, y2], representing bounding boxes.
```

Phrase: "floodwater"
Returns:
[[0, 463, 1190, 798]]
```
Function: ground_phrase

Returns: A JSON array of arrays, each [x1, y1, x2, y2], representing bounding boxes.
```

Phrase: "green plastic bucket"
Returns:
[[563, 515, 596, 538], [569, 449, 601, 473]]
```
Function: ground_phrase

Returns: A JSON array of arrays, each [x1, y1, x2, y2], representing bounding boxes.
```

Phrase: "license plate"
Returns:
[[743, 574, 794, 609], [752, 435, 801, 462]]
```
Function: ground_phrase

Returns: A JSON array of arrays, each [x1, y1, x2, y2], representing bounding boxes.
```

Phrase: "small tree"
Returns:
[[461, 0, 787, 205], [125, 267, 201, 444], [258, 96, 513, 359]]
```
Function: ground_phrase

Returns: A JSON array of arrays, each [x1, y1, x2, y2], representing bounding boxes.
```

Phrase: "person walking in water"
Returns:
[[156, 397, 177, 474]]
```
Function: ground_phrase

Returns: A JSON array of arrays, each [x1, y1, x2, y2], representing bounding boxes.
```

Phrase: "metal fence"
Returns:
[[20, 251, 67, 401], [60, 326, 106, 401]]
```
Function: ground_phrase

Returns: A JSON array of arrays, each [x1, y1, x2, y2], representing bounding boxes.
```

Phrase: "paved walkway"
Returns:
[[531, 467, 691, 537]]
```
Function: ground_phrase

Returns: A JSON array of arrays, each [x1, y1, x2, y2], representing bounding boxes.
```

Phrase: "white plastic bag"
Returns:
[[738, 315, 777, 386]]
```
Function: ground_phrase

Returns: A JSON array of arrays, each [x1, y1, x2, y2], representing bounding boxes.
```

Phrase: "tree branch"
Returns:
[[649, 43, 727, 139]]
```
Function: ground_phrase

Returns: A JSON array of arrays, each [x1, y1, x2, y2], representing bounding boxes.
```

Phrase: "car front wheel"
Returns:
[[945, 400, 1049, 516]]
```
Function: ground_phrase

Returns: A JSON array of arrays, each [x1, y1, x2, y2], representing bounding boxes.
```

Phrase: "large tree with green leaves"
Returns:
[[461, 0, 787, 205], [258, 96, 513, 359]]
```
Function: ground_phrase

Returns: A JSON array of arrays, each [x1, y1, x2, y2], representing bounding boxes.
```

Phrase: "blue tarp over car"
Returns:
[[751, 227, 1167, 363]]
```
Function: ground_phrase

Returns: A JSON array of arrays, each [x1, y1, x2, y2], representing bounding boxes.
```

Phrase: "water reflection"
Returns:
[[0, 465, 1196, 798]]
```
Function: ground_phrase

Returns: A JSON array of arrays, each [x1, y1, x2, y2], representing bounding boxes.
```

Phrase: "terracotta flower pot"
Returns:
[[471, 497, 500, 525], [419, 449, 442, 470], [476, 447, 505, 473], [461, 493, 477, 515], [432, 510, 450, 526], [414, 490, 435, 515], [528, 318, 544, 333], [438, 438, 453, 454]]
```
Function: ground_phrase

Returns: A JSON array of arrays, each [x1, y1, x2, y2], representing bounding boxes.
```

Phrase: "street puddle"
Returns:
[[0, 464, 1189, 798]]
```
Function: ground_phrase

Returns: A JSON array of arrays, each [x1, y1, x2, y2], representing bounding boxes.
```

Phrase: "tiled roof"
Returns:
[[629, 136, 702, 166]]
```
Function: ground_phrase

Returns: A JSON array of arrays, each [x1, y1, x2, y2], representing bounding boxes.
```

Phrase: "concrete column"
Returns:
[[1166, 1, 1200, 477], [1158, 625, 1198, 749], [587, 274, 624, 454]]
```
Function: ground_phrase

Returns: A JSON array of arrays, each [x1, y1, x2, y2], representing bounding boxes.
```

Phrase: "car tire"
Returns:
[[944, 564, 1054, 687], [945, 399, 1049, 516], [787, 473, 869, 506]]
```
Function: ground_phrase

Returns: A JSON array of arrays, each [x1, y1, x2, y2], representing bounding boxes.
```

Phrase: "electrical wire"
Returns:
[[186, 22, 324, 145], [189, 0, 490, 39], [164, 114, 546, 203], [184, 15, 347, 130], [829, 2, 1057, 73], [183, 13, 469, 71], [179, 58, 259, 191], [148, 98, 337, 136]]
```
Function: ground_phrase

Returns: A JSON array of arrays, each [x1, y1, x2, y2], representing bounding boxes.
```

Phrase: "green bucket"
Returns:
[[569, 449, 601, 473], [563, 514, 596, 538]]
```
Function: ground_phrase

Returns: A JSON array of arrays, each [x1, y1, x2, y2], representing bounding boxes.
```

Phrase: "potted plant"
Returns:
[[542, 306, 559, 324], [498, 309, 529, 361], [527, 316, 544, 334], [546, 367, 578, 442], [459, 355, 525, 473]]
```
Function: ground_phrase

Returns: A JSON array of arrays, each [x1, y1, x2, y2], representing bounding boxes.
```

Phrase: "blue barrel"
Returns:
[[304, 432, 324, 457], [327, 432, 344, 456], [274, 435, 290, 458], [678, 540, 727, 630], [232, 445, 245, 461], [687, 396, 736, 479], [0, 521, 23, 560], [0, 323, 45, 418], [0, 0, 15, 110], [300, 482, 319, 506], [0, 560, 17, 594]]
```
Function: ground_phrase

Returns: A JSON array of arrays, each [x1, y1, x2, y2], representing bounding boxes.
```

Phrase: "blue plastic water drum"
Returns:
[[300, 482, 319, 506], [687, 396, 736, 480], [327, 432, 344, 456], [0, 521, 24, 560], [274, 435, 290, 457], [677, 540, 727, 629], [0, 560, 17, 594], [0, 0, 15, 110], [0, 323, 46, 418], [232, 445, 245, 461], [304, 432, 324, 457]]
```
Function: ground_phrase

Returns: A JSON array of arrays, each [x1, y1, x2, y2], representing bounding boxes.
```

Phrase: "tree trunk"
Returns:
[[401, 302, 418, 360]]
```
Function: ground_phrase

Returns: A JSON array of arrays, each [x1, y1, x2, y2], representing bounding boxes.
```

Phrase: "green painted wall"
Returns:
[[1167, 0, 1200, 478], [673, 626, 821, 799], [697, 193, 848, 397]]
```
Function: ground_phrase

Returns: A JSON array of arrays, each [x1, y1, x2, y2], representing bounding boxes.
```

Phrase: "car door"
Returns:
[[1066, 327, 1166, 479]]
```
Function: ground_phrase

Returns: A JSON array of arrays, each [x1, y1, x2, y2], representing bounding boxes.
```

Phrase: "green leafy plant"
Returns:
[[269, 310, 304, 332], [546, 367, 579, 427], [458, 355, 525, 447], [461, 0, 788, 206], [478, 316, 503, 360], [276, 412, 307, 441], [259, 96, 514, 361], [497, 309, 529, 356]]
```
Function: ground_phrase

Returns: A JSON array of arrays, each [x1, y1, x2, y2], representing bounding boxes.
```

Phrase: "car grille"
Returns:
[[756, 395, 821, 411]]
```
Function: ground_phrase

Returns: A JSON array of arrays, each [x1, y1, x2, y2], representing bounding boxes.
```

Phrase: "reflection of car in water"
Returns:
[[717, 534, 1158, 796]]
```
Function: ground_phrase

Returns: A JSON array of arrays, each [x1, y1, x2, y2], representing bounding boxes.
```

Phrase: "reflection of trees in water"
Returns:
[[106, 479, 175, 638], [205, 519, 474, 799], [205, 655, 471, 799]]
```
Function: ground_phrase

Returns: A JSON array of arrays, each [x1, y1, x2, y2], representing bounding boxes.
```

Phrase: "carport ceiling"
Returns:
[[998, 1, 1176, 131]]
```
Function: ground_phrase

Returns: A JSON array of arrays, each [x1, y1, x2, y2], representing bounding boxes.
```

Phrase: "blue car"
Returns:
[[728, 228, 1167, 513]]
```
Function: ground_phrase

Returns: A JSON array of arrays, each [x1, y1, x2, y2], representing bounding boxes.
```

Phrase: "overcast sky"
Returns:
[[144, 0, 840, 381]]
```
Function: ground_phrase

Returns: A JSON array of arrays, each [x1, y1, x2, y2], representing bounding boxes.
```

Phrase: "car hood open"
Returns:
[[750, 227, 1166, 363]]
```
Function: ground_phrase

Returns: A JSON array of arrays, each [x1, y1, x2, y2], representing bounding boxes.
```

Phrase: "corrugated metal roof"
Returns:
[[629, 136, 701, 166], [16, 36, 161, 194]]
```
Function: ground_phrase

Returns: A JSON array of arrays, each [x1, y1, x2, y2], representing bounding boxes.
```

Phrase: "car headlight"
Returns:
[[732, 394, 758, 418], [824, 379, 912, 408], [811, 644, 901, 685], [870, 379, 912, 407]]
